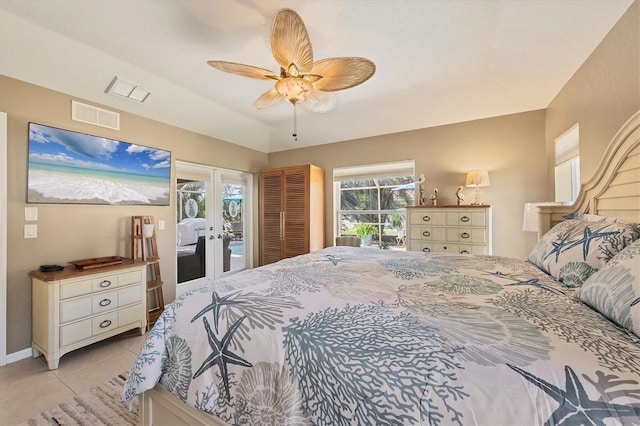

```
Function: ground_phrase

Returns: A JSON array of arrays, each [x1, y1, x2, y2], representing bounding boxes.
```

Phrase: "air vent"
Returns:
[[71, 100, 120, 130]]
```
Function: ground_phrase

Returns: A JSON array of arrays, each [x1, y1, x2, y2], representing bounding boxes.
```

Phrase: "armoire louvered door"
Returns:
[[260, 169, 284, 265], [259, 165, 324, 266], [283, 169, 307, 259]]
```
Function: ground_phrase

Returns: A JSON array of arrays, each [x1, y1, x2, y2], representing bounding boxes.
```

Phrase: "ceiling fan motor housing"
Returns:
[[276, 77, 312, 104]]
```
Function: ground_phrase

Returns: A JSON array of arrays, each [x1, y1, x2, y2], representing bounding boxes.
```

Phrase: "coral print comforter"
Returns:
[[123, 246, 640, 425]]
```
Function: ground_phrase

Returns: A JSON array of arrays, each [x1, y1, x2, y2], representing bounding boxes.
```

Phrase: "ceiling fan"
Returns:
[[207, 8, 376, 120]]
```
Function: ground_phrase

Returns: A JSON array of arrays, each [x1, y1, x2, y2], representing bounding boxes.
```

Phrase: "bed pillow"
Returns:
[[562, 212, 626, 223], [527, 219, 640, 287], [577, 238, 640, 337]]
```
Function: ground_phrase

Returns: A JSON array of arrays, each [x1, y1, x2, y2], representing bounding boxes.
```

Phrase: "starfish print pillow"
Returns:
[[578, 238, 640, 337], [527, 219, 640, 286]]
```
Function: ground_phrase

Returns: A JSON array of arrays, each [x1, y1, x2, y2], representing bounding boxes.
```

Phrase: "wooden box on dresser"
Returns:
[[406, 205, 492, 255], [29, 259, 147, 370], [259, 164, 324, 266]]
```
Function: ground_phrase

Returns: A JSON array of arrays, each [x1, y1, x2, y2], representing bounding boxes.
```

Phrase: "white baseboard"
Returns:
[[5, 347, 32, 364]]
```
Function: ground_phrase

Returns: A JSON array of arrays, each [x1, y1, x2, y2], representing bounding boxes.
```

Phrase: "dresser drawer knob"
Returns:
[[460, 250, 470, 254], [99, 319, 112, 328], [422, 247, 431, 253], [460, 216, 470, 223], [99, 298, 112, 307], [461, 232, 470, 239], [99, 280, 112, 288], [422, 215, 431, 222], [422, 230, 431, 237]]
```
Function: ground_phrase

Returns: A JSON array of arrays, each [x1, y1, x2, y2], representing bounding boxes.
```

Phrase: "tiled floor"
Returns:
[[0, 329, 146, 425]]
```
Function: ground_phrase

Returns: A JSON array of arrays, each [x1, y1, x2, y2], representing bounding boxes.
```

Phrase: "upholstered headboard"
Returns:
[[537, 111, 640, 238]]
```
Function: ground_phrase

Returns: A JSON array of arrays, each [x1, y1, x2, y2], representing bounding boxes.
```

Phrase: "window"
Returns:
[[554, 124, 580, 203], [334, 161, 415, 248]]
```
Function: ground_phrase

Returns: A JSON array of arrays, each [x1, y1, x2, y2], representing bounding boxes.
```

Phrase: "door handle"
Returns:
[[217, 234, 223, 239]]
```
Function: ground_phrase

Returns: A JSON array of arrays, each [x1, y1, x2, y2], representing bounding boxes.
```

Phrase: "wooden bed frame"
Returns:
[[537, 111, 640, 238], [137, 110, 640, 426]]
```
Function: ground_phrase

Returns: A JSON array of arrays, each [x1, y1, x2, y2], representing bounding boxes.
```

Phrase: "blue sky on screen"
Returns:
[[28, 123, 171, 179]]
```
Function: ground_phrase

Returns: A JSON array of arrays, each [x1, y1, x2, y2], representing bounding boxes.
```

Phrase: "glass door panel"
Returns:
[[176, 177, 209, 283], [176, 162, 252, 293], [218, 170, 250, 274]]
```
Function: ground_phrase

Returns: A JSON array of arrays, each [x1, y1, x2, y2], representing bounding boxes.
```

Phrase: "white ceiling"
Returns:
[[0, 0, 633, 153]]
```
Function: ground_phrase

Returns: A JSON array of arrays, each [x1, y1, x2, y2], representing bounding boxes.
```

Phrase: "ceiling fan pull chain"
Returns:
[[292, 103, 298, 142]]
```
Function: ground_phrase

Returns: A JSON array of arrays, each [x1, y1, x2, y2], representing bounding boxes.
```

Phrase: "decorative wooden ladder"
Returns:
[[131, 216, 164, 331]]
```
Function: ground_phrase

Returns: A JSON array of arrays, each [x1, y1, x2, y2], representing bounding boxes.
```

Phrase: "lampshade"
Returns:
[[522, 202, 563, 232], [465, 170, 490, 187], [275, 77, 312, 104]]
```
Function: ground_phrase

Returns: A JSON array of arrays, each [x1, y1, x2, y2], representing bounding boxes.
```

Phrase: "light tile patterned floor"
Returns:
[[0, 330, 146, 425]]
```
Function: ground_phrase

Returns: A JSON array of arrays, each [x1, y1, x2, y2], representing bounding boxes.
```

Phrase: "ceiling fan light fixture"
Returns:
[[287, 63, 300, 77], [276, 77, 312, 104], [207, 7, 374, 121]]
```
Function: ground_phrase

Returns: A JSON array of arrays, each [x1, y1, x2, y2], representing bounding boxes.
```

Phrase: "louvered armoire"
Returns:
[[259, 164, 325, 265]]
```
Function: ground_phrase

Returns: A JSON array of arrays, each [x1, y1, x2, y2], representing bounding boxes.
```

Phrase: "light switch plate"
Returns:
[[25, 207, 38, 221], [158, 220, 165, 231], [24, 224, 38, 239]]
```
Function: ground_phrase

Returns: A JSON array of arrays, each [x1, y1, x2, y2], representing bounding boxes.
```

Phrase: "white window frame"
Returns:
[[333, 161, 415, 246], [554, 124, 580, 203]]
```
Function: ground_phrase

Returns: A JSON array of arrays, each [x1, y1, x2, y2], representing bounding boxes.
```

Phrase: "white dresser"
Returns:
[[30, 259, 147, 370], [406, 205, 492, 255]]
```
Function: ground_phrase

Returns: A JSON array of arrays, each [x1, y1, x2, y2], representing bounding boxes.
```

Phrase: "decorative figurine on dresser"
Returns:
[[30, 257, 147, 370], [455, 186, 465, 205], [429, 188, 439, 206]]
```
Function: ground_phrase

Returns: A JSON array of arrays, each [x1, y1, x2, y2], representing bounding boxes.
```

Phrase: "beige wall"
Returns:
[[2, 0, 638, 358], [268, 110, 548, 259], [0, 75, 268, 353], [545, 0, 639, 189]]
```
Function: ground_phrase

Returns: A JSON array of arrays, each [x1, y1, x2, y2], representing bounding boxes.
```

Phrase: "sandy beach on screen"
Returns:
[[28, 170, 170, 205]]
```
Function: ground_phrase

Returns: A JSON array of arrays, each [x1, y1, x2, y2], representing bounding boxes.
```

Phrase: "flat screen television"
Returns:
[[27, 122, 171, 205]]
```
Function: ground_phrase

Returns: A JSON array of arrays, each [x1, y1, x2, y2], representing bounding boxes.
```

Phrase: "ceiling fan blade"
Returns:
[[253, 88, 283, 109], [271, 8, 314, 75], [207, 60, 279, 81], [301, 88, 336, 113], [312, 57, 376, 92]]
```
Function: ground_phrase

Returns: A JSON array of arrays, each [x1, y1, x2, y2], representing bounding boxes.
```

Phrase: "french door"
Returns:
[[175, 161, 251, 295]]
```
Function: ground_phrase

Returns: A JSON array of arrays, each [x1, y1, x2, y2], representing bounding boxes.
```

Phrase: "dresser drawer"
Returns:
[[60, 279, 93, 300], [118, 304, 142, 326], [445, 211, 486, 227], [60, 296, 93, 323], [59, 271, 128, 300], [117, 270, 142, 287], [409, 241, 433, 253], [461, 245, 490, 255], [409, 226, 445, 241], [432, 244, 487, 255], [60, 318, 93, 347], [59, 303, 141, 347], [431, 244, 462, 254], [409, 210, 445, 226], [92, 289, 118, 314], [92, 312, 119, 336], [118, 285, 143, 306], [92, 275, 119, 292], [445, 228, 486, 244]]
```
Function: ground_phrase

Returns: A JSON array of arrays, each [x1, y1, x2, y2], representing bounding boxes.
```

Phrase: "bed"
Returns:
[[123, 111, 640, 425]]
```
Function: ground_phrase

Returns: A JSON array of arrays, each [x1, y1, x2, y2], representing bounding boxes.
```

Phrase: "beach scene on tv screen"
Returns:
[[27, 123, 171, 205]]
